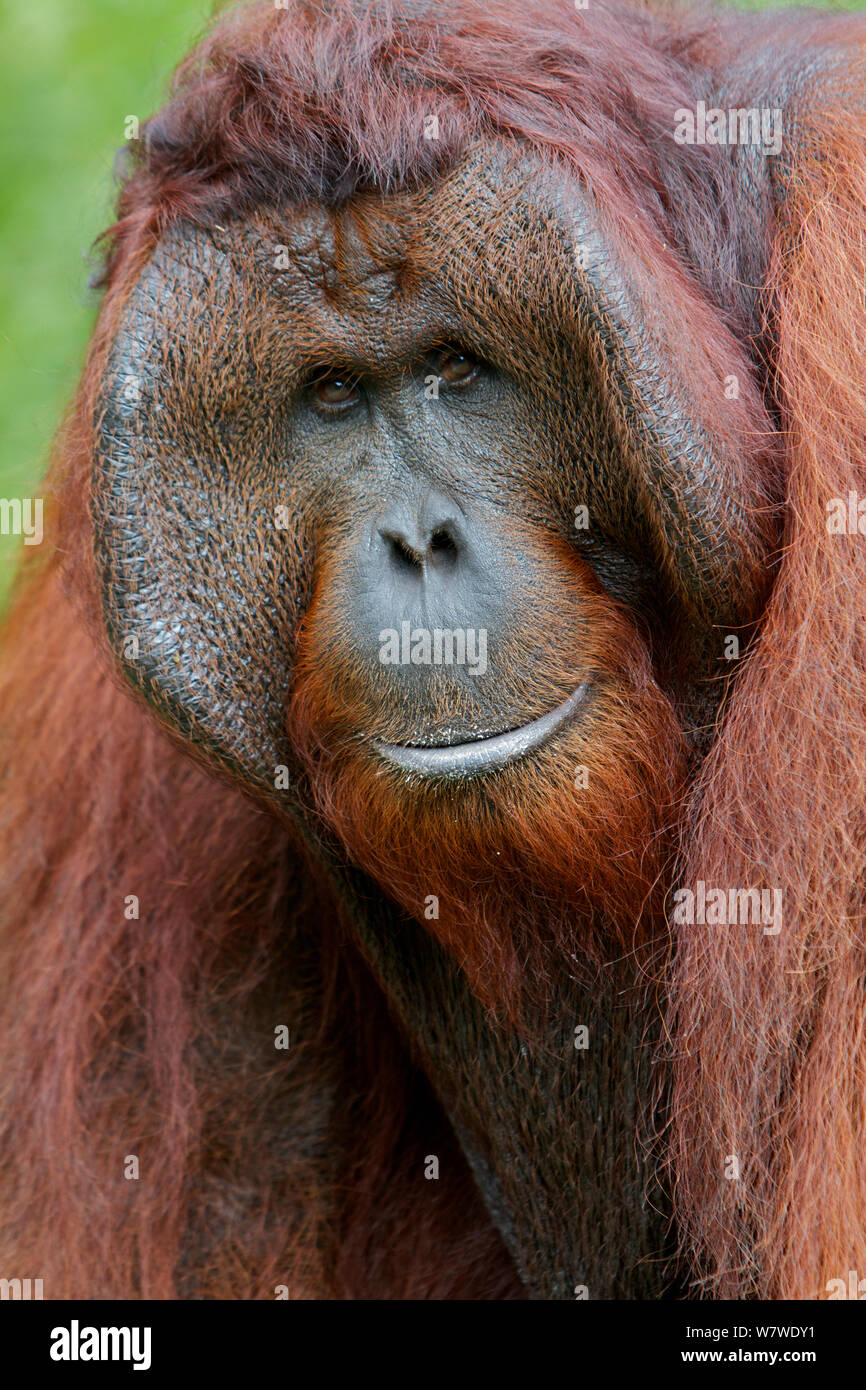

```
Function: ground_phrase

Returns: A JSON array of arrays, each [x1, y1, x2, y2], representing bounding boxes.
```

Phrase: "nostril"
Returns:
[[430, 527, 456, 554], [383, 531, 424, 572], [428, 527, 459, 568], [378, 511, 463, 576]]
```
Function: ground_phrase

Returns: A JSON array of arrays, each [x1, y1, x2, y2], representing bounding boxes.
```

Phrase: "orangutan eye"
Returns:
[[435, 349, 482, 387], [313, 372, 361, 408]]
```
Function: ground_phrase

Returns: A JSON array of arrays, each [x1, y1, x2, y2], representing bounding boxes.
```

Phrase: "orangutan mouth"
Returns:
[[375, 683, 591, 777]]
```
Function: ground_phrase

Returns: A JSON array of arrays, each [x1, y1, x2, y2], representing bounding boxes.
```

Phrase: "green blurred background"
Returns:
[[0, 0, 213, 604], [0, 0, 861, 604]]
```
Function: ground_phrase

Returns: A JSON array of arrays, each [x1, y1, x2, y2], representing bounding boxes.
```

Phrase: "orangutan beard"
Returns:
[[288, 626, 688, 1023]]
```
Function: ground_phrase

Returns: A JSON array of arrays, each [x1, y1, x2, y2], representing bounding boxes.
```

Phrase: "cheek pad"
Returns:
[[94, 229, 302, 799]]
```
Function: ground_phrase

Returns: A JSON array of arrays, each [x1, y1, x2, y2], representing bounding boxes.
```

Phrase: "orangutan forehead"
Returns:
[[157, 147, 547, 328], [274, 200, 420, 300], [204, 194, 437, 312]]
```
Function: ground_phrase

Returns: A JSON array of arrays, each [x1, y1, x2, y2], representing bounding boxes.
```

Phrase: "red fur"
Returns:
[[2, 0, 865, 1299], [289, 538, 686, 1020]]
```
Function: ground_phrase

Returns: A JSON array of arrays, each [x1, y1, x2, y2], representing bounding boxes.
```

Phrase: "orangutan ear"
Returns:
[[669, 41, 866, 1298]]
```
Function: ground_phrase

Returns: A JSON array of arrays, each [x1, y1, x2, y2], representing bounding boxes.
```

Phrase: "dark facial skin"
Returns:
[[96, 210, 604, 776], [287, 302, 593, 755], [95, 149, 774, 798]]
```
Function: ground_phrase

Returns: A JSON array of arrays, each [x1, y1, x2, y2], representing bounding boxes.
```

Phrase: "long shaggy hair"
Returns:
[[1, 0, 865, 1299]]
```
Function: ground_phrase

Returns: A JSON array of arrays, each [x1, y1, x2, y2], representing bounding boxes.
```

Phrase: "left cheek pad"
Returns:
[[93, 230, 309, 806]]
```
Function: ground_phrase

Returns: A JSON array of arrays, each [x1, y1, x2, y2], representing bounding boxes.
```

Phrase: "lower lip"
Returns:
[[374, 683, 591, 778]]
